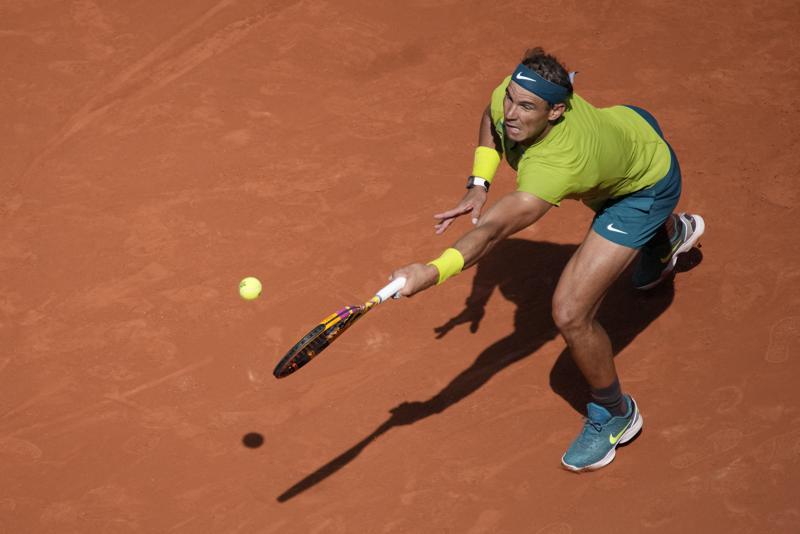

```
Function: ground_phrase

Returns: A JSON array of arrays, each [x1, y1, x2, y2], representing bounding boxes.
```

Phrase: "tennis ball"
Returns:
[[239, 276, 262, 300]]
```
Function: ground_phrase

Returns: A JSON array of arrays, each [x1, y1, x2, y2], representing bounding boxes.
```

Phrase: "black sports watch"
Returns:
[[466, 175, 490, 192]]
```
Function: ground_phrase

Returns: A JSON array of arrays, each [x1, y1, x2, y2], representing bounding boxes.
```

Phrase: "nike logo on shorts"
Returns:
[[515, 72, 537, 83], [606, 223, 628, 235]]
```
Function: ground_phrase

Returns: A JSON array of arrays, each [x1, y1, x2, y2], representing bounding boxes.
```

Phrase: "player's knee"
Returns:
[[551, 296, 589, 334]]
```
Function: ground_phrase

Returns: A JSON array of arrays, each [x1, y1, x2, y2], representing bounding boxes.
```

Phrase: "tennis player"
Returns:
[[391, 47, 704, 472]]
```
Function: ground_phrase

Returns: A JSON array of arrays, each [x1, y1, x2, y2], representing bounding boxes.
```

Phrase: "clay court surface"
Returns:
[[2, 0, 799, 532]]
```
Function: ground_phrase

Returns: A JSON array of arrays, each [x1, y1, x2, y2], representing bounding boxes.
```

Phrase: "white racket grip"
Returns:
[[376, 277, 406, 302]]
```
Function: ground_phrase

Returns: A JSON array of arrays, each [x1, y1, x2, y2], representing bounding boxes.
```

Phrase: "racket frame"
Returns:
[[272, 277, 405, 378]]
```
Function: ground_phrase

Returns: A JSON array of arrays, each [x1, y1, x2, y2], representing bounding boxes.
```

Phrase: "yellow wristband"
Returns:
[[427, 248, 465, 285], [472, 146, 501, 183]]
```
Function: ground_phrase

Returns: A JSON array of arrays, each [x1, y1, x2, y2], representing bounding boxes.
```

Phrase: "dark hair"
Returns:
[[521, 47, 573, 101]]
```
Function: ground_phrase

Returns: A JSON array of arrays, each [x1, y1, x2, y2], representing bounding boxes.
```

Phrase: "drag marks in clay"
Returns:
[[765, 316, 799, 363], [0, 437, 43, 461], [670, 428, 744, 469]]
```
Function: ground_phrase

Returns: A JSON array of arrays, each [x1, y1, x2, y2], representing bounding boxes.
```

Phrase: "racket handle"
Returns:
[[376, 277, 406, 302]]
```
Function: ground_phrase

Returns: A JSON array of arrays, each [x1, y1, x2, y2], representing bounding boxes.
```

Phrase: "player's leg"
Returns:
[[554, 230, 644, 472], [621, 104, 705, 290], [557, 170, 675, 471], [552, 230, 637, 390]]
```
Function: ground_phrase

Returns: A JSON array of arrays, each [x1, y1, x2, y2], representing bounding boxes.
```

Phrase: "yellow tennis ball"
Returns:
[[239, 276, 262, 300]]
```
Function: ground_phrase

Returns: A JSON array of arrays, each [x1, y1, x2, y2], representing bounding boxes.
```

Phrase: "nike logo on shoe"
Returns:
[[659, 215, 691, 263], [609, 421, 631, 445], [515, 72, 537, 82], [606, 223, 628, 235], [659, 240, 682, 263]]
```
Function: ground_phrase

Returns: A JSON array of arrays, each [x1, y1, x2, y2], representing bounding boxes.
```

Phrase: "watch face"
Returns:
[[467, 176, 488, 190]]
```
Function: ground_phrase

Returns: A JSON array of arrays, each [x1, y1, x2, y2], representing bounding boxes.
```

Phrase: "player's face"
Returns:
[[503, 81, 565, 144]]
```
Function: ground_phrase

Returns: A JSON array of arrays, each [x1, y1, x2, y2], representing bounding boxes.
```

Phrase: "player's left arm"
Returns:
[[393, 191, 552, 297]]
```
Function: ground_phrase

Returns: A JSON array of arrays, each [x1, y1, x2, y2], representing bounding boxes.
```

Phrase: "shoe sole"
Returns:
[[636, 213, 706, 291], [560, 403, 644, 473]]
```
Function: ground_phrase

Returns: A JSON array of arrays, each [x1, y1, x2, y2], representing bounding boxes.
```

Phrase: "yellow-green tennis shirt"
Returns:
[[489, 76, 671, 210]]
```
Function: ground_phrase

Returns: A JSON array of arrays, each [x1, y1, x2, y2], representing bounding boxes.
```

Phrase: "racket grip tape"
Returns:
[[377, 277, 406, 302]]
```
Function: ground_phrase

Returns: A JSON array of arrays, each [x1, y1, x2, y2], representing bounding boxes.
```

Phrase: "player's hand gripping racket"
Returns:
[[273, 277, 406, 378]]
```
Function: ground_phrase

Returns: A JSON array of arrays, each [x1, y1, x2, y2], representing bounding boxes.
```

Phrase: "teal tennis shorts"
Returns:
[[592, 105, 682, 249]]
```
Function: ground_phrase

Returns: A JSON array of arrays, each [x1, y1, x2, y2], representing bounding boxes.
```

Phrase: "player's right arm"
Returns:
[[393, 191, 552, 297], [433, 106, 503, 234]]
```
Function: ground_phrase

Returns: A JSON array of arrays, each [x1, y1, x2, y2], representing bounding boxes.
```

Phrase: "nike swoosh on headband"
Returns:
[[515, 72, 537, 83]]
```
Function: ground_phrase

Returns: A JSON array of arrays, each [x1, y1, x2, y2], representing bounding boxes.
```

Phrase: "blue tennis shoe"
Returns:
[[561, 395, 643, 472]]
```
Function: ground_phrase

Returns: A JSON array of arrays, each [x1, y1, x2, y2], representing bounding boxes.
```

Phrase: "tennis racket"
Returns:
[[273, 277, 406, 378]]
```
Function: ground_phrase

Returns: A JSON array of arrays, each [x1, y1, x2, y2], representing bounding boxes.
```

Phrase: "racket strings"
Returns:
[[274, 303, 368, 378], [322, 311, 361, 340], [302, 311, 361, 355]]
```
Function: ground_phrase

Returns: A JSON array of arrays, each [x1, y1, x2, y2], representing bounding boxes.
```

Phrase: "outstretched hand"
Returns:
[[390, 263, 439, 298], [433, 187, 487, 234]]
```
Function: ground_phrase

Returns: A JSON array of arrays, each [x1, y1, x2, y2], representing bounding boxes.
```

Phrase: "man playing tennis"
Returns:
[[390, 47, 704, 472]]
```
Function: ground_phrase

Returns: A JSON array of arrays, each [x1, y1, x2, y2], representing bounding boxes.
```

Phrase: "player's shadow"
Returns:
[[277, 238, 681, 502]]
